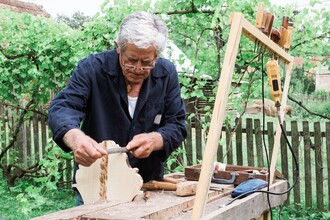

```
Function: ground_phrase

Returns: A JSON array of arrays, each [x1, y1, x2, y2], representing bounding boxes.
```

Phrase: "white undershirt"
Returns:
[[128, 96, 138, 118]]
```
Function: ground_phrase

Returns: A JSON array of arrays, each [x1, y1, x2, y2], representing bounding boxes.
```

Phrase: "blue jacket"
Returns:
[[48, 49, 187, 182]]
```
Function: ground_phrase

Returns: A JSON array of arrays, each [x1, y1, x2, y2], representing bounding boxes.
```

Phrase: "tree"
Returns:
[[55, 11, 91, 29], [0, 0, 329, 215]]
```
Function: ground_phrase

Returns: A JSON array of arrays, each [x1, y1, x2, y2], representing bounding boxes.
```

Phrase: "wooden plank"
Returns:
[[176, 181, 198, 196], [37, 189, 227, 220], [267, 122, 274, 158], [26, 120, 32, 160], [83, 191, 228, 220], [40, 116, 47, 155], [280, 122, 289, 200], [191, 12, 244, 219], [0, 118, 6, 164], [196, 119, 203, 160], [291, 121, 301, 206], [314, 122, 324, 210], [239, 15, 294, 64], [303, 121, 312, 207], [280, 122, 290, 206], [235, 118, 243, 165], [193, 180, 288, 220], [217, 132, 223, 162], [31, 200, 122, 220], [269, 59, 294, 183], [186, 118, 193, 165], [226, 124, 233, 164], [33, 114, 40, 161], [254, 119, 264, 167], [246, 118, 254, 166], [326, 122, 330, 210]]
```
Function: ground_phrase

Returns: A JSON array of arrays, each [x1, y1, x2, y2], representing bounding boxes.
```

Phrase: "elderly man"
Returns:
[[48, 11, 187, 205]]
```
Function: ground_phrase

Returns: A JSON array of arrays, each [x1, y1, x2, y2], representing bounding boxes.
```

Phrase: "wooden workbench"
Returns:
[[32, 180, 287, 220]]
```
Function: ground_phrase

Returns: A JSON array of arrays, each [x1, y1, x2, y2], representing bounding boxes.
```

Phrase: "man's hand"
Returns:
[[63, 129, 107, 167], [126, 132, 164, 158]]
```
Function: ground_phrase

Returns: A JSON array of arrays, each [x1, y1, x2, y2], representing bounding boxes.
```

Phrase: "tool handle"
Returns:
[[255, 3, 264, 28], [106, 147, 128, 154], [142, 180, 177, 191]]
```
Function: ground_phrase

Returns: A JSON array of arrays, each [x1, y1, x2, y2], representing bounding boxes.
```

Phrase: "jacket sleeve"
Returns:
[[156, 64, 187, 162], [48, 58, 92, 152]]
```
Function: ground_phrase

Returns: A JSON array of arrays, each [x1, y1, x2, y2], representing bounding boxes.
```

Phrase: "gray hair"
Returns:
[[116, 11, 168, 56]]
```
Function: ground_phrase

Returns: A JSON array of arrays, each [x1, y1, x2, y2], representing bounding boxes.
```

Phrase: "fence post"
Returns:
[[33, 115, 40, 161], [280, 122, 289, 205], [303, 121, 312, 208], [40, 116, 47, 155], [267, 121, 274, 157], [226, 122, 233, 164], [314, 122, 324, 211], [185, 118, 193, 165], [291, 121, 301, 206], [254, 119, 264, 167], [195, 118, 203, 162], [235, 118, 243, 165], [326, 122, 330, 210], [246, 118, 254, 166]]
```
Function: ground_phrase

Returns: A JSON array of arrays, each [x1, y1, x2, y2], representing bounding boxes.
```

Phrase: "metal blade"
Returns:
[[106, 147, 128, 154]]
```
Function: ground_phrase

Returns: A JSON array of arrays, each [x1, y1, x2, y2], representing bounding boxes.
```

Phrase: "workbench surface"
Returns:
[[32, 180, 287, 220]]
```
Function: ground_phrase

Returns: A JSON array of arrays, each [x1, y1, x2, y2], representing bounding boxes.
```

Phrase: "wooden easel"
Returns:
[[191, 12, 294, 219]]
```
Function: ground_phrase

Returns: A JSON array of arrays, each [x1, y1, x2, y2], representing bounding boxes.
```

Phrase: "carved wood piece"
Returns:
[[73, 140, 143, 204]]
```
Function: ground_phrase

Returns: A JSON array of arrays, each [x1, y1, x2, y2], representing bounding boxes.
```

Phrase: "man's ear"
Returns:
[[114, 41, 120, 54]]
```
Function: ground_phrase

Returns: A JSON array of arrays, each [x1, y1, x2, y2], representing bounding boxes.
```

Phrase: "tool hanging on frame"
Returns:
[[266, 58, 282, 107]]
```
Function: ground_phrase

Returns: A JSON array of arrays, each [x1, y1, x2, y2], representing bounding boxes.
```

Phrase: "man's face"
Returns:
[[116, 42, 157, 85]]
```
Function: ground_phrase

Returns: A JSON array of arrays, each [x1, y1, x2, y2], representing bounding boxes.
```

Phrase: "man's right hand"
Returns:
[[63, 129, 107, 167]]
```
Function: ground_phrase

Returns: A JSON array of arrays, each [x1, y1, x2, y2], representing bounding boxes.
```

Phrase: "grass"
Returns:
[[0, 176, 75, 220], [272, 204, 330, 220]]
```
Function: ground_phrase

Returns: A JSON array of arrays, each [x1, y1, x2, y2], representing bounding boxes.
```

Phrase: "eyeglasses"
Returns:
[[121, 54, 156, 71]]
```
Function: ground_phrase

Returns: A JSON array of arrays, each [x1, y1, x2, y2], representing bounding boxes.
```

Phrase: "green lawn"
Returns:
[[0, 176, 75, 220]]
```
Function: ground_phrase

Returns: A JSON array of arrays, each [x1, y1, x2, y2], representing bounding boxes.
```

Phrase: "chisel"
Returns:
[[106, 147, 128, 154]]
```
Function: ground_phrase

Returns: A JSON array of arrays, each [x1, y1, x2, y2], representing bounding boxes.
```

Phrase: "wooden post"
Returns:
[[191, 12, 244, 219], [191, 11, 294, 219], [269, 61, 293, 182]]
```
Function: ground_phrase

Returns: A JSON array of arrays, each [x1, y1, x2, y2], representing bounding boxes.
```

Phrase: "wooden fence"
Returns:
[[183, 117, 330, 211], [0, 113, 329, 211]]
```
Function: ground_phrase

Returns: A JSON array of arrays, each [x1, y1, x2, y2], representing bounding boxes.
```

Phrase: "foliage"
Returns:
[[0, 139, 73, 218], [289, 91, 330, 120], [273, 204, 330, 220], [0, 176, 74, 220], [55, 11, 91, 29], [289, 67, 315, 94], [165, 147, 187, 173], [1, 0, 330, 216]]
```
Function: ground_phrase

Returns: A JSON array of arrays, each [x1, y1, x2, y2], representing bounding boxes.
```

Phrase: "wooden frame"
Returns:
[[191, 12, 294, 219]]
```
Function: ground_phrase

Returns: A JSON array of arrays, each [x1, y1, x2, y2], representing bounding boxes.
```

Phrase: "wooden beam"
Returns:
[[232, 12, 294, 64], [201, 180, 288, 220], [192, 12, 294, 219], [191, 12, 244, 220], [270, 61, 294, 182]]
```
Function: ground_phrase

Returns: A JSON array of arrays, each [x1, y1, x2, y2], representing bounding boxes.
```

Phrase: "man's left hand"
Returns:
[[126, 132, 163, 158]]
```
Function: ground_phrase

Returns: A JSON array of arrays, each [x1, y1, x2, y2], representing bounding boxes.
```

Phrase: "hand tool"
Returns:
[[284, 21, 293, 50], [266, 58, 282, 107], [278, 16, 289, 47], [263, 12, 274, 36], [270, 28, 281, 44], [142, 180, 177, 191], [255, 3, 264, 29], [106, 147, 128, 154]]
